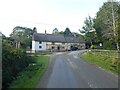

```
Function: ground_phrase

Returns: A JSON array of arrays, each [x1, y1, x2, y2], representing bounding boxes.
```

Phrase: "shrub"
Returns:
[[90, 45, 95, 49], [2, 42, 34, 89], [103, 41, 116, 50]]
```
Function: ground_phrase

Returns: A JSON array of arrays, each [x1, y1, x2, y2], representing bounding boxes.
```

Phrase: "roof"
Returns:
[[32, 33, 85, 43]]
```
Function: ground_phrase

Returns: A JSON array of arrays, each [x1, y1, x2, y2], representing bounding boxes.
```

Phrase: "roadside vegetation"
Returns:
[[2, 1, 120, 89], [80, 2, 120, 50], [81, 50, 120, 74], [9, 56, 49, 88], [2, 42, 34, 89], [2, 34, 50, 89], [2, 26, 51, 89], [34, 51, 52, 55]]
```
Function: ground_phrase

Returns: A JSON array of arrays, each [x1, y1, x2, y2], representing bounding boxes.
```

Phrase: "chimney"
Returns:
[[45, 30, 47, 35]]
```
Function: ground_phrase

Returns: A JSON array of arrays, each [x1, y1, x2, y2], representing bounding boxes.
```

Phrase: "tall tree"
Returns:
[[117, 3, 120, 50], [64, 27, 73, 37], [52, 28, 59, 34], [33, 27, 37, 34], [10, 26, 37, 49], [80, 16, 98, 45], [94, 1, 119, 50], [58, 31, 64, 34]]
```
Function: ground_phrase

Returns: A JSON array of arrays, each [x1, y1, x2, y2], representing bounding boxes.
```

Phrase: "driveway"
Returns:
[[36, 50, 118, 88]]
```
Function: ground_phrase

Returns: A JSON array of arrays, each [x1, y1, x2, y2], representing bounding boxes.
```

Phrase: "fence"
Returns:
[[87, 49, 120, 59]]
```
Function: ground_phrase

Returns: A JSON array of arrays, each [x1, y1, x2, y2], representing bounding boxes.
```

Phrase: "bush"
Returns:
[[2, 42, 34, 89], [90, 45, 95, 49], [103, 41, 116, 50]]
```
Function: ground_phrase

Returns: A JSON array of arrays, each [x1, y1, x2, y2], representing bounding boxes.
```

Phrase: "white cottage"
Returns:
[[32, 33, 85, 52]]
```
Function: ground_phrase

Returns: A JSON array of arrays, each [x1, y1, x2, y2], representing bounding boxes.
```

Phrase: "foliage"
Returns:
[[72, 32, 81, 37], [35, 51, 52, 55], [9, 56, 49, 88], [52, 28, 59, 34], [94, 1, 119, 50], [10, 26, 37, 49], [2, 42, 34, 89], [82, 16, 94, 33], [90, 45, 95, 49], [80, 15, 98, 46], [64, 27, 73, 37], [58, 31, 64, 34], [102, 40, 116, 50], [118, 4, 120, 50]]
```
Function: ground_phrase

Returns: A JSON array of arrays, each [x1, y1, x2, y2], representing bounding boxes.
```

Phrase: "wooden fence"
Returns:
[[87, 49, 120, 59]]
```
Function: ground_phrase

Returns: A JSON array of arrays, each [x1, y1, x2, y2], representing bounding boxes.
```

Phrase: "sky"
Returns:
[[0, 0, 106, 37]]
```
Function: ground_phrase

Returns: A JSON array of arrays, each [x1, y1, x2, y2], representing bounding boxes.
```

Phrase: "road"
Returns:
[[36, 50, 118, 88]]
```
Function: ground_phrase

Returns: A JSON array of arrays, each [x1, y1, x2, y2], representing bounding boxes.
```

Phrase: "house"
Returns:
[[32, 33, 85, 52]]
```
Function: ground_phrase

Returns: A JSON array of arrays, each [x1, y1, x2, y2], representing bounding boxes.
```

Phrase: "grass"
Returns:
[[81, 51, 120, 74], [35, 51, 53, 55], [90, 50, 119, 58], [9, 56, 49, 88]]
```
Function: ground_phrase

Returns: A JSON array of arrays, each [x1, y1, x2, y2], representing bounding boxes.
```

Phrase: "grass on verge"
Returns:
[[9, 56, 49, 88], [81, 51, 120, 74], [35, 51, 52, 55]]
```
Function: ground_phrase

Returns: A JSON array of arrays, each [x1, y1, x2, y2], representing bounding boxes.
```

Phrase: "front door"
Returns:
[[57, 46, 60, 51]]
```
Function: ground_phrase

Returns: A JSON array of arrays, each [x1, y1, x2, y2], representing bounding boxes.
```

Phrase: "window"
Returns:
[[39, 46, 42, 48], [39, 41, 42, 44], [62, 43, 65, 45], [52, 42, 55, 45], [52, 46, 54, 49]]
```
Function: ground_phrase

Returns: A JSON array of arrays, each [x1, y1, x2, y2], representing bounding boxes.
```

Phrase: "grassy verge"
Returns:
[[35, 51, 52, 55], [81, 51, 120, 74], [9, 56, 49, 88]]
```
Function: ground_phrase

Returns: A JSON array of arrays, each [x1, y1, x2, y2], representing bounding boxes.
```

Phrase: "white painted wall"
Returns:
[[32, 40, 85, 51], [32, 41, 47, 51], [32, 41, 35, 51]]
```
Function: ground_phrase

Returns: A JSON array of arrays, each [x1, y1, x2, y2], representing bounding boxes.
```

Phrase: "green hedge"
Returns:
[[2, 43, 34, 89]]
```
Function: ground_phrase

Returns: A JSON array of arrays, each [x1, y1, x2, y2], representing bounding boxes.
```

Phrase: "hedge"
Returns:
[[2, 43, 34, 89]]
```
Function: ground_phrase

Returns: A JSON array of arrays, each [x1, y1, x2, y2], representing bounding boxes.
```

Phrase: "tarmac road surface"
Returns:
[[36, 50, 118, 88]]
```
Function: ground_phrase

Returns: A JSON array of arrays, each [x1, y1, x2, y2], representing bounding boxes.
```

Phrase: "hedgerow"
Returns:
[[2, 42, 34, 89]]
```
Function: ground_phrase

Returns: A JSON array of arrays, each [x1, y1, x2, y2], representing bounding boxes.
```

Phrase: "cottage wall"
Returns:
[[32, 41, 46, 51]]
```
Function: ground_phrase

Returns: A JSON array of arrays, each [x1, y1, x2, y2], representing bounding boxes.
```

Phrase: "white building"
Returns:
[[32, 33, 85, 52]]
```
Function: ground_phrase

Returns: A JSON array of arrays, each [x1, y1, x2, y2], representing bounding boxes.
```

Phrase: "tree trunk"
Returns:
[[18, 41, 20, 48], [116, 42, 119, 51], [16, 41, 18, 48]]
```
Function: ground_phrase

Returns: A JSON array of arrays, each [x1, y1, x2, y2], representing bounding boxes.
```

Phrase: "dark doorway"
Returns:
[[57, 46, 60, 50], [52, 46, 55, 49]]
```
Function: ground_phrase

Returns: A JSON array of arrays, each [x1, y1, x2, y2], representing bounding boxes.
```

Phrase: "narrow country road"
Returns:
[[36, 50, 118, 88]]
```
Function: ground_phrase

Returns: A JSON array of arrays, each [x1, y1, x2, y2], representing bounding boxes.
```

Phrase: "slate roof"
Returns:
[[32, 33, 85, 43]]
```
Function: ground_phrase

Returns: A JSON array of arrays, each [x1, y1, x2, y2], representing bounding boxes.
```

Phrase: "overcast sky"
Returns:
[[0, 0, 106, 37]]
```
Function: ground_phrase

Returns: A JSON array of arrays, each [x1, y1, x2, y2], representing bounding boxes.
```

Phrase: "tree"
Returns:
[[118, 3, 120, 50], [72, 32, 80, 37], [94, 1, 119, 50], [80, 16, 98, 46], [58, 31, 64, 34], [52, 28, 59, 34], [33, 27, 37, 33], [10, 26, 37, 49], [82, 16, 94, 33], [64, 27, 73, 37]]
